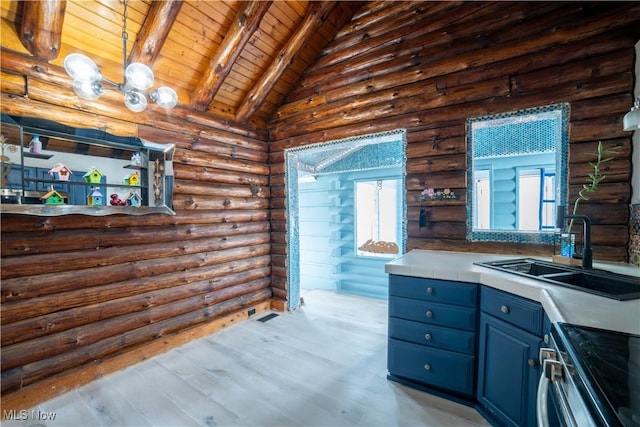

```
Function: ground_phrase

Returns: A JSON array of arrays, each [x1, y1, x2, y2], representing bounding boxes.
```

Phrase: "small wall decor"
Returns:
[[125, 191, 142, 207], [125, 171, 140, 186], [415, 188, 457, 201], [40, 188, 65, 204], [83, 167, 103, 184], [130, 151, 142, 166], [358, 239, 399, 254], [87, 188, 103, 206], [48, 163, 73, 181], [109, 193, 125, 206]]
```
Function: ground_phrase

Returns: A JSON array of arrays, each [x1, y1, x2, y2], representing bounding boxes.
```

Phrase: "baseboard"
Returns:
[[1, 300, 271, 417]]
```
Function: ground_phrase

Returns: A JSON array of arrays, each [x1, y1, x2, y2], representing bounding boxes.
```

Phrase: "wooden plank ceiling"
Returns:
[[0, 0, 362, 128]]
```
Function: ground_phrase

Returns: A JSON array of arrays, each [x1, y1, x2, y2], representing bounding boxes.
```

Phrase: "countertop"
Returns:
[[385, 250, 640, 335]]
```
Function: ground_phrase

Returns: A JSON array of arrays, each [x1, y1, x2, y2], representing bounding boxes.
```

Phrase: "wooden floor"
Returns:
[[2, 290, 490, 427]]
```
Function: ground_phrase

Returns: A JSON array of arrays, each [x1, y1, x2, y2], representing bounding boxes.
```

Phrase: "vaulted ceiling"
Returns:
[[0, 0, 363, 129]]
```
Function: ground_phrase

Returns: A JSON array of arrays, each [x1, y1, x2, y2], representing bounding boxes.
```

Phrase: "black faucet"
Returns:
[[556, 206, 592, 269]]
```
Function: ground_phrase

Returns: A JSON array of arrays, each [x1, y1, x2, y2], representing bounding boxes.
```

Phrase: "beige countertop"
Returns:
[[385, 250, 640, 336]]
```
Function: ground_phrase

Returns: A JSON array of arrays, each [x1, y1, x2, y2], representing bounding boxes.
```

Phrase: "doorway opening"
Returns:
[[284, 130, 407, 310]]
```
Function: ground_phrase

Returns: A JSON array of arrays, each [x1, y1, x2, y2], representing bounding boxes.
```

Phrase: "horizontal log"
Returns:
[[568, 182, 630, 204], [569, 159, 630, 184], [0, 93, 138, 137], [510, 49, 633, 96], [2, 277, 271, 370], [15, 288, 272, 391], [406, 238, 552, 257], [0, 70, 25, 95], [2, 256, 271, 327], [1, 243, 271, 306], [406, 171, 466, 191], [176, 164, 269, 186], [406, 154, 466, 175], [406, 136, 465, 159], [1, 233, 270, 282], [2, 263, 271, 346], [407, 206, 466, 223], [407, 221, 467, 240], [0, 210, 270, 233], [174, 149, 270, 175], [1, 222, 270, 256], [173, 195, 270, 211], [138, 124, 198, 150], [173, 180, 270, 198]]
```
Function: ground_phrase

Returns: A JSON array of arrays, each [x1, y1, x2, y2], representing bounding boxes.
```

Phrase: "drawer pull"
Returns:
[[424, 333, 432, 341], [426, 310, 434, 318], [426, 287, 434, 295], [528, 359, 536, 368], [424, 363, 431, 371], [500, 305, 510, 314]]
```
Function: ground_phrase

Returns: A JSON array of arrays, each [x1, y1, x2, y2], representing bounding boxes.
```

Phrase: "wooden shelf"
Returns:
[[24, 152, 54, 159], [123, 164, 147, 170]]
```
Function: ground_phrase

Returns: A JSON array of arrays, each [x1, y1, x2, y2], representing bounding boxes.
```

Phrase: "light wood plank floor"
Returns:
[[2, 290, 490, 427]]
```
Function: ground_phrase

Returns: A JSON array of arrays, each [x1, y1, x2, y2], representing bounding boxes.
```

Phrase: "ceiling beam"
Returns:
[[235, 1, 337, 123], [191, 0, 273, 112], [19, 0, 67, 61], [128, 0, 183, 66]]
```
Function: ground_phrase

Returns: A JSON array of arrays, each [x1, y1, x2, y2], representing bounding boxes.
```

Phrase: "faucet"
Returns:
[[556, 206, 592, 269]]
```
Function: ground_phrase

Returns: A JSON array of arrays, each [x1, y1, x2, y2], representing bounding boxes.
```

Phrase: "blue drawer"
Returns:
[[480, 287, 543, 335], [389, 296, 477, 331], [389, 275, 478, 307], [389, 317, 476, 355], [388, 338, 475, 396]]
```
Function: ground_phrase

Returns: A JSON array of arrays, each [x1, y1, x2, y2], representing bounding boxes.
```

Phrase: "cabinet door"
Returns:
[[477, 313, 542, 427]]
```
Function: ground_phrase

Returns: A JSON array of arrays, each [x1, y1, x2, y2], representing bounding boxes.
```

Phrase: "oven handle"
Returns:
[[537, 373, 550, 427], [537, 362, 579, 427]]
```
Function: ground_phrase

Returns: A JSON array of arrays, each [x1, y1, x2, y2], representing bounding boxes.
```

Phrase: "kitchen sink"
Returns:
[[475, 258, 640, 301]]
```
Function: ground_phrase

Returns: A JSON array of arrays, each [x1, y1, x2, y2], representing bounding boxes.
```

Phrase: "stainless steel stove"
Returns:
[[538, 323, 640, 427]]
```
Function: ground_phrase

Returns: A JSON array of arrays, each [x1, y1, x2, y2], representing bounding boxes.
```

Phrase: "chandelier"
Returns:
[[63, 0, 178, 112]]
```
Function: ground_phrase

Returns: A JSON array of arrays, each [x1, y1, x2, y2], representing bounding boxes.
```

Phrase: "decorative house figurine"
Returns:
[[87, 188, 104, 206], [83, 167, 103, 184], [131, 152, 142, 166], [48, 163, 73, 181], [40, 188, 65, 205], [110, 193, 126, 206], [125, 171, 140, 186], [125, 191, 142, 207]]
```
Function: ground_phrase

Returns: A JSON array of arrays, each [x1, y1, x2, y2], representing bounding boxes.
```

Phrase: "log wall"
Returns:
[[0, 52, 272, 408], [268, 1, 640, 307]]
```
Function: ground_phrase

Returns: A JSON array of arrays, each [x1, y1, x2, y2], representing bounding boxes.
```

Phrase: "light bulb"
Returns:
[[124, 90, 148, 112], [150, 86, 178, 109], [125, 63, 154, 90], [72, 80, 103, 100], [64, 53, 102, 82]]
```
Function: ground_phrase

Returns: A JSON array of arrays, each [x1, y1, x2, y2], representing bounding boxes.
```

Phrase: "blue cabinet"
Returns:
[[477, 287, 543, 427], [387, 275, 478, 398]]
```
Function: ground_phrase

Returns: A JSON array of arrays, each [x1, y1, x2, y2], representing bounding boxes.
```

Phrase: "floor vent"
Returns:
[[257, 313, 279, 323]]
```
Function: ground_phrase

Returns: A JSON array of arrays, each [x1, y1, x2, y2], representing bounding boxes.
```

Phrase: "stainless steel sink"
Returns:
[[475, 258, 640, 301]]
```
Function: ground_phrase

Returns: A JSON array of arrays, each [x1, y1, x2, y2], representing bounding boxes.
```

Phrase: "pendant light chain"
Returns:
[[122, 0, 129, 79]]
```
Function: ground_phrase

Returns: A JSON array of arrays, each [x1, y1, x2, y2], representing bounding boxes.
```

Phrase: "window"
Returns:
[[473, 169, 491, 229], [517, 168, 556, 231], [355, 179, 401, 257]]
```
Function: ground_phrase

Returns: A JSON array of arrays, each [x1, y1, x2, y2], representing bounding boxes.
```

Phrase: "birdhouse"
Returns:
[[87, 188, 104, 206], [125, 171, 140, 186], [48, 163, 73, 181], [40, 189, 65, 205], [83, 167, 104, 184], [125, 191, 142, 207]]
